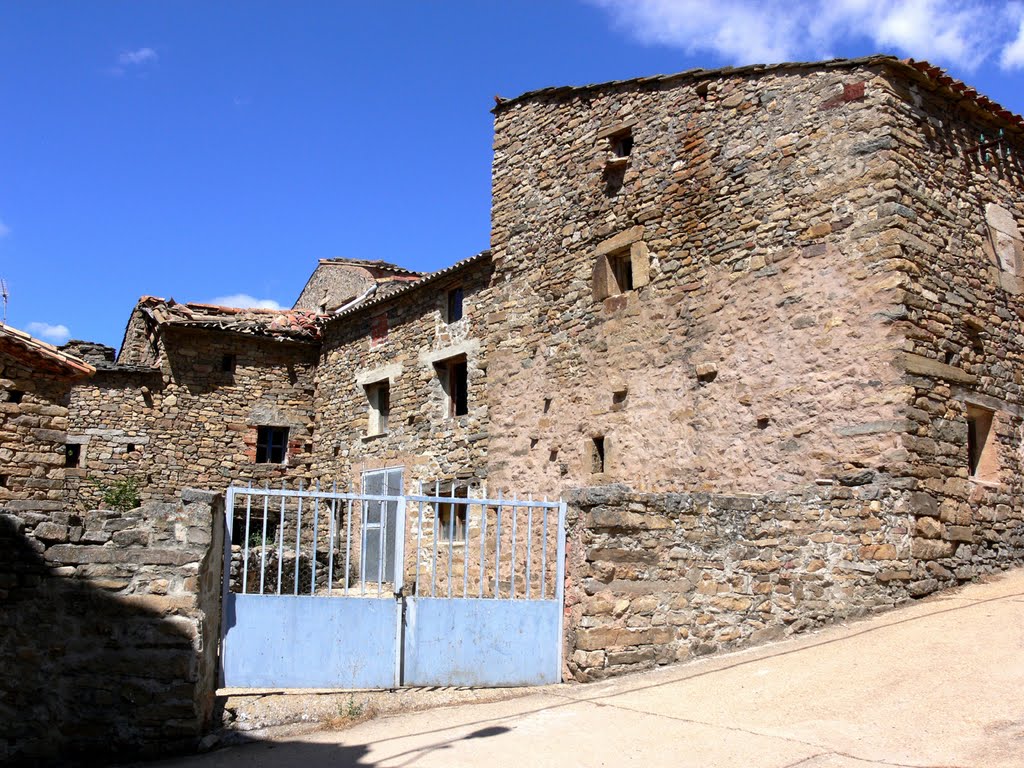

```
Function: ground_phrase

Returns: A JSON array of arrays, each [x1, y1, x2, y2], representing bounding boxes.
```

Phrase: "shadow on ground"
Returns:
[[129, 725, 512, 768]]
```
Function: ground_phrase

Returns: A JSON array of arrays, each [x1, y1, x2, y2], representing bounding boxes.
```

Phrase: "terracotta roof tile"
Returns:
[[0, 324, 95, 377]]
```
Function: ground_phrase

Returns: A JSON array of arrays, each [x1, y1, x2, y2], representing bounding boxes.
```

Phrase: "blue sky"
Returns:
[[2, 1, 1022, 349]]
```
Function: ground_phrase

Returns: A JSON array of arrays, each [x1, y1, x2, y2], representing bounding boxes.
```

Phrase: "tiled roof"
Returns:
[[138, 297, 322, 342], [317, 258, 422, 276], [494, 54, 1024, 135], [0, 324, 95, 378], [326, 250, 491, 322]]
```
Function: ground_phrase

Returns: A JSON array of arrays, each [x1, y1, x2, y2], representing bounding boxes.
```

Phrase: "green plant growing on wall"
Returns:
[[91, 476, 142, 512]]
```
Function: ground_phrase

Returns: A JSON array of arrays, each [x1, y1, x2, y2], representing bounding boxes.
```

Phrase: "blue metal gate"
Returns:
[[219, 481, 566, 689]]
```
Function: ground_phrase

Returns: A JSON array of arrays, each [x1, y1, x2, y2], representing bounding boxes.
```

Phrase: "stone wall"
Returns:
[[0, 488, 224, 764], [293, 261, 380, 313], [0, 354, 72, 512], [565, 483, 913, 680], [67, 328, 318, 509], [486, 62, 910, 499], [873, 68, 1024, 593], [312, 255, 493, 493], [565, 476, 1024, 681]]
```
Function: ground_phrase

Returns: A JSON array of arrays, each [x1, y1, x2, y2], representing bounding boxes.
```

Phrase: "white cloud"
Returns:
[[1001, 3, 1024, 69], [27, 322, 70, 344], [0, 219, 8, 239], [118, 47, 158, 66], [206, 294, 283, 310], [109, 47, 158, 76], [588, 0, 1004, 71]]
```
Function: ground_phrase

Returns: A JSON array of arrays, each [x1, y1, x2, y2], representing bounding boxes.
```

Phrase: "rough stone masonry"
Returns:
[[2, 54, 1024, 761]]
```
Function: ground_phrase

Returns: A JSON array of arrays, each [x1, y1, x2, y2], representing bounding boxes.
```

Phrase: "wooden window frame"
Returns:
[[255, 426, 289, 464]]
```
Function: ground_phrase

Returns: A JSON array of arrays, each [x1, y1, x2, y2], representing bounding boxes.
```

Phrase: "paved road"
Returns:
[[151, 569, 1024, 768]]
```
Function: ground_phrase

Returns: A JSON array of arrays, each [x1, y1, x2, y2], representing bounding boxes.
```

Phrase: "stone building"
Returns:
[[2, 54, 1024, 705]]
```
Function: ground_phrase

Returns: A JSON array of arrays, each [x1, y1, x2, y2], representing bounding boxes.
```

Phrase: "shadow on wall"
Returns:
[[0, 516, 216, 766]]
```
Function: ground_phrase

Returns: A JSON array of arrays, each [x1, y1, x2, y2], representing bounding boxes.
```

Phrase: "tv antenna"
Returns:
[[0, 279, 7, 324]]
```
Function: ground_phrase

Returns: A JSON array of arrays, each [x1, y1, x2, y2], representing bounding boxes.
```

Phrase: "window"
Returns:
[[366, 380, 390, 436], [7, 390, 24, 404], [608, 249, 634, 293], [65, 444, 81, 468], [592, 228, 650, 301], [610, 130, 633, 158], [437, 485, 469, 543], [255, 426, 288, 464], [966, 405, 998, 482], [438, 357, 468, 417], [591, 436, 606, 474], [222, 354, 236, 373], [446, 287, 464, 323]]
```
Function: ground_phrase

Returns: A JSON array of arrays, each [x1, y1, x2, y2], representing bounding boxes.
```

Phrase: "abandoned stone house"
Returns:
[[4, 53, 1024, 760]]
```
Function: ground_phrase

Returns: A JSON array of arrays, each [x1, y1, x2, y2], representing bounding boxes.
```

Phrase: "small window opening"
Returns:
[[439, 357, 468, 418], [966, 406, 998, 482], [591, 436, 606, 474], [255, 426, 288, 464], [126, 443, 136, 453], [0, 474, 7, 488], [609, 249, 634, 293], [8, 390, 24, 404], [612, 390, 627, 406], [222, 354, 237, 373], [446, 287, 464, 323], [366, 380, 390, 436], [543, 397, 552, 413], [65, 444, 81, 468], [437, 486, 469, 543], [611, 132, 633, 158]]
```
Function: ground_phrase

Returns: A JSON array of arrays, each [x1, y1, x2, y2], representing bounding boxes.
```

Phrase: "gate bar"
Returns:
[[311, 480, 320, 596], [294, 480, 303, 595], [242, 486, 251, 594], [327, 482, 337, 596]]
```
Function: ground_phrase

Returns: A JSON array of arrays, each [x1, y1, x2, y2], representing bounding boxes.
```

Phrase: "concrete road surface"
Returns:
[[147, 569, 1024, 768]]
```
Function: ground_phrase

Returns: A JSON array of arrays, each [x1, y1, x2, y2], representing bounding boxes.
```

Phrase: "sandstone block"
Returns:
[[911, 539, 954, 560], [915, 517, 942, 539]]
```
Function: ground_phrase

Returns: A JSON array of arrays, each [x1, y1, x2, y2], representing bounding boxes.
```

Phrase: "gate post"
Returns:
[[555, 501, 568, 682], [218, 485, 235, 687], [393, 495, 408, 689]]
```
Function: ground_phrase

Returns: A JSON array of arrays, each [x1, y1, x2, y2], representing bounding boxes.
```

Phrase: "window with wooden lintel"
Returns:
[[255, 426, 288, 464], [966, 405, 998, 482], [437, 356, 468, 418], [365, 380, 390, 436]]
